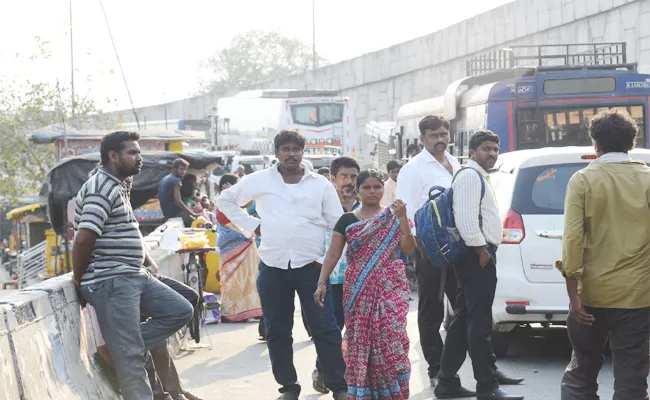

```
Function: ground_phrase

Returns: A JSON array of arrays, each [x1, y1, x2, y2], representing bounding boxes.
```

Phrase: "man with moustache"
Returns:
[[397, 116, 522, 391], [312, 156, 360, 394], [217, 129, 347, 400], [397, 115, 463, 387], [72, 131, 193, 400], [435, 130, 523, 400]]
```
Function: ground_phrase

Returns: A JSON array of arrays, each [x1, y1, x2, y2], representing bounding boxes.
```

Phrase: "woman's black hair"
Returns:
[[356, 169, 384, 189], [218, 173, 239, 192], [181, 174, 198, 198]]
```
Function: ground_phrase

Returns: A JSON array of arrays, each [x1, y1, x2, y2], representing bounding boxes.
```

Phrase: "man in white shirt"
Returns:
[[435, 131, 523, 400], [380, 160, 401, 207], [396, 115, 462, 387], [216, 129, 347, 400]]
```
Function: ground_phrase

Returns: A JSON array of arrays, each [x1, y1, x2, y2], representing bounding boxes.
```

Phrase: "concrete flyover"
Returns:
[[110, 0, 650, 167]]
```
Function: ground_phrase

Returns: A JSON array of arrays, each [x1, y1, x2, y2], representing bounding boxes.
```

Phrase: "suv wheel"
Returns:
[[492, 331, 512, 358]]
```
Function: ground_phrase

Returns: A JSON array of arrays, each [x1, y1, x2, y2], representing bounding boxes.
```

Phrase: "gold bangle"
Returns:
[[401, 232, 413, 236]]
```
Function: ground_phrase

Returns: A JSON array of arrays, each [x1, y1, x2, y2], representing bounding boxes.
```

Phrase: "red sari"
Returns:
[[343, 208, 411, 400]]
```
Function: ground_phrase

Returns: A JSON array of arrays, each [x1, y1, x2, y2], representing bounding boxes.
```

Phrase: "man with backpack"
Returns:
[[434, 130, 523, 400], [396, 115, 462, 387]]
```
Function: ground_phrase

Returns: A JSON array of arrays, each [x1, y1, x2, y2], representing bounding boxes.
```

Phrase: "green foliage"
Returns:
[[0, 37, 107, 204], [200, 30, 326, 93]]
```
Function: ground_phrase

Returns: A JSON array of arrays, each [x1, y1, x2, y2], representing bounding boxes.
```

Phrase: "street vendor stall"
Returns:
[[41, 151, 224, 292]]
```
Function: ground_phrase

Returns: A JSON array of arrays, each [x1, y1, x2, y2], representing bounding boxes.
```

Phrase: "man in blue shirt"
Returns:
[[158, 158, 197, 220]]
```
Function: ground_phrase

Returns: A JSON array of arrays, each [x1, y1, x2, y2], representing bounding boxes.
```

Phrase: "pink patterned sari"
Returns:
[[343, 207, 411, 400]]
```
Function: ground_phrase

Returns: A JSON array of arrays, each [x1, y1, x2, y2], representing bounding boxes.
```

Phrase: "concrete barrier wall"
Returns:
[[0, 274, 118, 400]]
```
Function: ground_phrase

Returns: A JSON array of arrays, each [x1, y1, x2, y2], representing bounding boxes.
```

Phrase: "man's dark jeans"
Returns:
[[257, 261, 347, 396], [439, 247, 499, 393], [315, 283, 345, 375], [413, 250, 458, 379], [561, 306, 649, 400]]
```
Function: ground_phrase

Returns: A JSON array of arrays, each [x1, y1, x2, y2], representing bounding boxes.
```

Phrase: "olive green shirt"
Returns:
[[561, 161, 650, 309]]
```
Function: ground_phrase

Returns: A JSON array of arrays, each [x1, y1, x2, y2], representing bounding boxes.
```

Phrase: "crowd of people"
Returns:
[[70, 107, 649, 400]]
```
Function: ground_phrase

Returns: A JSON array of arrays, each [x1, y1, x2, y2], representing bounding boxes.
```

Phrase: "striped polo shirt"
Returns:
[[74, 168, 145, 285]]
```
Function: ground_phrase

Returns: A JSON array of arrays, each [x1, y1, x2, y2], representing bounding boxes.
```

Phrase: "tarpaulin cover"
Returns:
[[41, 151, 221, 234]]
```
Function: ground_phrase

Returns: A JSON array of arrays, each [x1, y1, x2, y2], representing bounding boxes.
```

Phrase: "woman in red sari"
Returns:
[[314, 169, 416, 400]]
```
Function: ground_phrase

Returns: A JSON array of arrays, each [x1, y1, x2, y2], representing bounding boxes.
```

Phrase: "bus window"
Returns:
[[517, 105, 646, 149], [291, 104, 343, 127]]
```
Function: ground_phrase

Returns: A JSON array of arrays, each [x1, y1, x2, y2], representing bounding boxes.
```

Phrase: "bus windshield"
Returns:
[[291, 103, 344, 127], [518, 105, 646, 150]]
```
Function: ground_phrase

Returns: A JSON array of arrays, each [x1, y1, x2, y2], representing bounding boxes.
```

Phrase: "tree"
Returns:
[[200, 30, 326, 93], [0, 38, 109, 204]]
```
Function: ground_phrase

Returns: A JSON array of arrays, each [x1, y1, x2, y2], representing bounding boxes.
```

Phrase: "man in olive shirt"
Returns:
[[559, 109, 650, 400]]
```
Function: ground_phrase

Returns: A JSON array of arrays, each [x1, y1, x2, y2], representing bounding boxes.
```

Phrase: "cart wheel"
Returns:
[[192, 308, 201, 343]]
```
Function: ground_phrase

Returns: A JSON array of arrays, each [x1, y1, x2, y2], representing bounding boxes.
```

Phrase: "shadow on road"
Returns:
[[179, 337, 314, 385]]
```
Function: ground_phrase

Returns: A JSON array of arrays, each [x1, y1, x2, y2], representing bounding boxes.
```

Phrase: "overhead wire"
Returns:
[[98, 0, 140, 129]]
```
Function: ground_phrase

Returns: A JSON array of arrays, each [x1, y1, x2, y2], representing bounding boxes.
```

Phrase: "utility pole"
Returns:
[[69, 0, 75, 119], [312, 0, 316, 70]]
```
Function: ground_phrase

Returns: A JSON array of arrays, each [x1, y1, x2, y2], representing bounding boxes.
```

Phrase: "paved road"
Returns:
[[174, 293, 622, 400]]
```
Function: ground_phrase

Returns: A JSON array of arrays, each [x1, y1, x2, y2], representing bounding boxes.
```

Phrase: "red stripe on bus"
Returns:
[[305, 128, 332, 133], [508, 101, 514, 152], [538, 96, 646, 104]]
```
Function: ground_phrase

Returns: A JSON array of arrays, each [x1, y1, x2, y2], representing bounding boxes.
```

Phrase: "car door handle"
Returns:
[[533, 229, 563, 239]]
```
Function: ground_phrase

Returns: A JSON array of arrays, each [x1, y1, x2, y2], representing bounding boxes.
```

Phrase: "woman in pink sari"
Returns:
[[314, 169, 416, 400]]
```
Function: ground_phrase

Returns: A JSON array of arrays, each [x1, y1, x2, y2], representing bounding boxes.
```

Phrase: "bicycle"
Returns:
[[176, 242, 215, 344]]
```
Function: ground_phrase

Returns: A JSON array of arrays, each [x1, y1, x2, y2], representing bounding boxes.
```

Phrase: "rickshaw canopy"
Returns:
[[41, 151, 222, 234]]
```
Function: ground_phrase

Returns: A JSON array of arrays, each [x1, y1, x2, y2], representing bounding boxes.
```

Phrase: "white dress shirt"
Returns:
[[380, 178, 398, 207], [452, 160, 502, 247], [396, 150, 462, 233], [216, 164, 343, 269]]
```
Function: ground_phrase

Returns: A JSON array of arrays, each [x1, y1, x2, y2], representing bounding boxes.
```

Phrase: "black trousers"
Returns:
[[561, 306, 649, 400], [257, 261, 347, 396], [414, 250, 458, 378], [439, 247, 499, 393]]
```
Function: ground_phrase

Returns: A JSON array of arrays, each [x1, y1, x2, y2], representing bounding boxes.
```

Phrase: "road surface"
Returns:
[[173, 293, 622, 400]]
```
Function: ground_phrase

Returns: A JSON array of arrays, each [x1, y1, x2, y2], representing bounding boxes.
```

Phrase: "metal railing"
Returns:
[[17, 241, 47, 289], [466, 43, 628, 76]]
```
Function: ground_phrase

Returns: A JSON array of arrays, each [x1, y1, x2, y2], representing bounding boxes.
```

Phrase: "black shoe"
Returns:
[[496, 369, 524, 385], [312, 369, 330, 394], [434, 385, 476, 399], [477, 387, 524, 400]]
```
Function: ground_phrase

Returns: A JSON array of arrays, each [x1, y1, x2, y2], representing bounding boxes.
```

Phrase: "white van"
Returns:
[[444, 147, 650, 356]]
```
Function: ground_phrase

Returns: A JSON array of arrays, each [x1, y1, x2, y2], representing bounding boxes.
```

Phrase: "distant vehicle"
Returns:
[[445, 146, 650, 356], [303, 154, 338, 170], [216, 89, 357, 156], [209, 153, 276, 185], [395, 43, 649, 163]]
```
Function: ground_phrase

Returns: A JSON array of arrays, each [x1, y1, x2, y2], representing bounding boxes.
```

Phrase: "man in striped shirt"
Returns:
[[435, 131, 523, 400], [72, 131, 193, 400]]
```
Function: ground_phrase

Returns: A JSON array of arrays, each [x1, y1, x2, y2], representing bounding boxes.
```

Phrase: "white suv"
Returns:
[[444, 146, 650, 356]]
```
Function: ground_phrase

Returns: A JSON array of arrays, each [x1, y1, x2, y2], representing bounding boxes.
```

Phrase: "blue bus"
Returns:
[[396, 43, 649, 162]]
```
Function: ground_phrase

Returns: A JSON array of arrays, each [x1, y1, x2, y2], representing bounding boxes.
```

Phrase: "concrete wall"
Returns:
[[0, 275, 118, 399], [108, 0, 650, 167]]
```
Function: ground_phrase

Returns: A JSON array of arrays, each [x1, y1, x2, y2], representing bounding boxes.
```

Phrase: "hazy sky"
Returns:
[[1, 0, 512, 111]]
